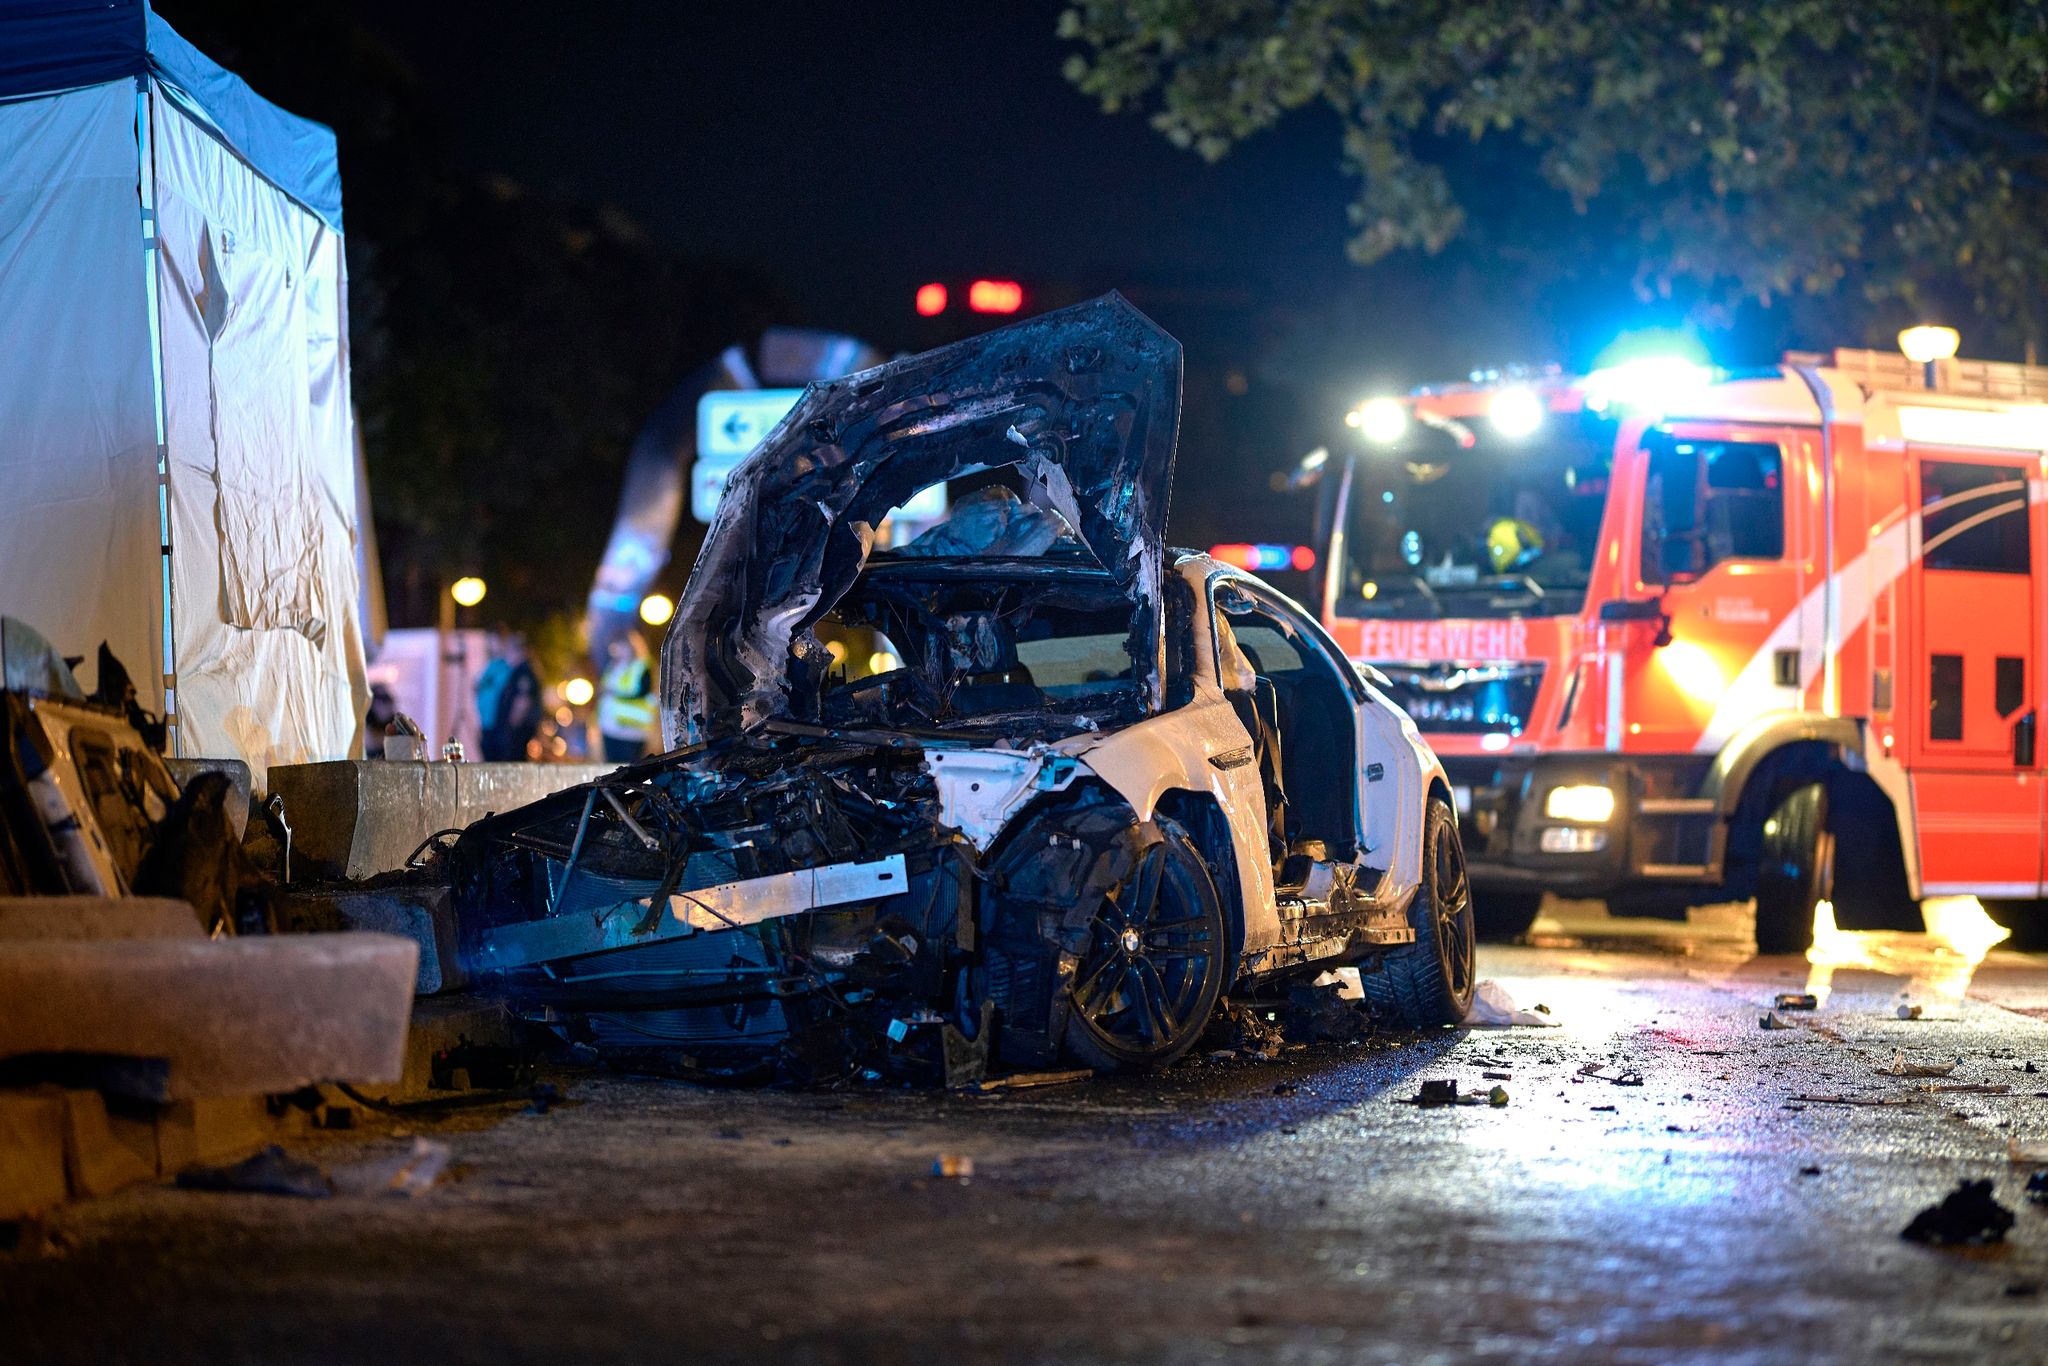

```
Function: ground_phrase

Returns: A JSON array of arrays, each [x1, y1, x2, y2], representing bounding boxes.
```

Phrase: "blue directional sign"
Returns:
[[691, 387, 947, 528], [693, 389, 803, 522]]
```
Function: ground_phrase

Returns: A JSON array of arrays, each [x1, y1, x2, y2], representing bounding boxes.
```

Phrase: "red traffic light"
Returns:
[[967, 279, 1023, 314], [914, 282, 948, 316]]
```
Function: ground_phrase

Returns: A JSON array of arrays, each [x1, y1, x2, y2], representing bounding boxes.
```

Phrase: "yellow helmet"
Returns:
[[1486, 517, 1543, 574]]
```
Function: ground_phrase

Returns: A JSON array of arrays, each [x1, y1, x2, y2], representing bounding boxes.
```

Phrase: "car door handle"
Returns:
[[2018, 711, 2037, 768]]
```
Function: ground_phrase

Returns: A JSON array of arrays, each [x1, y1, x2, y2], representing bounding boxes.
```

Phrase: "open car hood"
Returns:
[[661, 293, 1181, 745]]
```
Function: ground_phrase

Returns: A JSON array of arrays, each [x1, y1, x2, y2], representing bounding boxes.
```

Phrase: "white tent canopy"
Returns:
[[0, 1, 368, 784]]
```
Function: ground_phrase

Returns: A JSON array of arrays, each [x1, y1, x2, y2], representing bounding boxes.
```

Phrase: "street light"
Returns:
[[1898, 325, 1960, 389], [450, 576, 487, 608], [639, 592, 675, 627]]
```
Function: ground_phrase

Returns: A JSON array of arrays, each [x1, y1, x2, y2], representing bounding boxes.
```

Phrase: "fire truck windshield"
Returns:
[[1332, 411, 1616, 621]]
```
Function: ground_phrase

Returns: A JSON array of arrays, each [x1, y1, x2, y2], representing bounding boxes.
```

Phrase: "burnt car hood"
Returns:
[[661, 292, 1181, 745]]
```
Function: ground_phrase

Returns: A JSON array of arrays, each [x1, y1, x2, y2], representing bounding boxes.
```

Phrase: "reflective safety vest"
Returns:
[[597, 656, 654, 737]]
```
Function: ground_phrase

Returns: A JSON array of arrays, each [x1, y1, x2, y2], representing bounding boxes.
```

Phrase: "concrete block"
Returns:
[[153, 1096, 273, 1174], [0, 935, 418, 1098], [0, 897, 203, 941], [55, 1088, 154, 1197], [0, 1089, 68, 1220], [271, 883, 465, 994], [269, 759, 608, 880]]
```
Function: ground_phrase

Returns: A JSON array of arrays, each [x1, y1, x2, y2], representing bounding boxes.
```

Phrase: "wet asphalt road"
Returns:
[[11, 899, 2048, 1365]]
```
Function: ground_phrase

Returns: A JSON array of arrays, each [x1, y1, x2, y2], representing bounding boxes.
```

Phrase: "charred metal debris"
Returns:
[[0, 619, 279, 930], [448, 723, 1189, 1087]]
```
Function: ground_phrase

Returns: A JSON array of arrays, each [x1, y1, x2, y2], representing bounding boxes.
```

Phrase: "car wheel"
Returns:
[[1062, 816, 1228, 1072], [1360, 798, 1476, 1027], [1472, 891, 1543, 942], [1754, 782, 1832, 955], [1982, 899, 2048, 952]]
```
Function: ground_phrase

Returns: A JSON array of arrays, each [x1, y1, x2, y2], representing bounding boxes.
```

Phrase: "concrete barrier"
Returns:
[[0, 897, 203, 941], [267, 760, 611, 880], [272, 883, 465, 994], [0, 934, 418, 1098]]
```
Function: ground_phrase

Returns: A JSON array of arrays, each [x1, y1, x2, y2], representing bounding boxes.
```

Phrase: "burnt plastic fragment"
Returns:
[[1901, 1180, 2015, 1246]]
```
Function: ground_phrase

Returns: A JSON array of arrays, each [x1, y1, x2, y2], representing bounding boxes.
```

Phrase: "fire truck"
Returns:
[[1301, 336, 2047, 952]]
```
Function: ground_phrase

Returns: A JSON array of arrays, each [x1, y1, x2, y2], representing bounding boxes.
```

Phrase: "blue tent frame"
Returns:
[[0, 0, 341, 232]]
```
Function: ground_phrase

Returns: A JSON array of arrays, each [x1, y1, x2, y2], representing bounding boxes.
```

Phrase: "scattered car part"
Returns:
[[1901, 1180, 2015, 1246]]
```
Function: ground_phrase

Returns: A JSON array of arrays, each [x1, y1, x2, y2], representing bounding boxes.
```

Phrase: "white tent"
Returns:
[[0, 1, 368, 785]]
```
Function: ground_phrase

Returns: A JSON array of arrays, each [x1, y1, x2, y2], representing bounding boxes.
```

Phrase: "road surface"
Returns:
[[8, 899, 2048, 1364]]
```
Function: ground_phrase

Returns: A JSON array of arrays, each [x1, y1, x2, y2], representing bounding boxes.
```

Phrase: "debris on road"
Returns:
[[1880, 1052, 1959, 1078], [2029, 1172, 2048, 1206], [1211, 1001, 1287, 1060], [1482, 1070, 1512, 1081], [1414, 1079, 1460, 1107], [1577, 1063, 1644, 1086], [1901, 1180, 2015, 1246], [1406, 1079, 1507, 1108], [329, 1138, 453, 1198], [1278, 981, 1373, 1043], [971, 1069, 1094, 1094], [175, 1145, 332, 1199], [1773, 993, 1819, 1011], [1461, 980, 1557, 1027], [1759, 1011, 1797, 1030], [1898, 1004, 1925, 1021], [931, 1154, 975, 1180], [1788, 1093, 1918, 1107], [2009, 1139, 2048, 1165]]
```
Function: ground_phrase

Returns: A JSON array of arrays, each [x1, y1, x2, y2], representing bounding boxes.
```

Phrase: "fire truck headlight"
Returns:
[[1544, 784, 1616, 823], [1487, 387, 1545, 439], [1356, 397, 1409, 444]]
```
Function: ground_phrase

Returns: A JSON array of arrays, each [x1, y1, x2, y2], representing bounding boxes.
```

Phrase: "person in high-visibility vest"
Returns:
[[597, 631, 656, 763]]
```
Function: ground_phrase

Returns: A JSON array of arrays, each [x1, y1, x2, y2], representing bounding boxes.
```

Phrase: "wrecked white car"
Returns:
[[450, 294, 1474, 1082]]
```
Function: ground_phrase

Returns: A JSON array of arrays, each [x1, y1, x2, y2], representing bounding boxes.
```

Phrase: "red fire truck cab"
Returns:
[[1309, 346, 2048, 951]]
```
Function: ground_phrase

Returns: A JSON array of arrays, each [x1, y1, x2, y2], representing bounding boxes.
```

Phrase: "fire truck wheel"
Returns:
[[1753, 783, 1833, 955], [1360, 799, 1477, 1027], [1982, 900, 2048, 952], [1472, 891, 1543, 942]]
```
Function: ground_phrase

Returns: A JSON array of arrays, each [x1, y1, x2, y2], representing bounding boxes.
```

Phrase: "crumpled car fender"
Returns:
[[1064, 686, 1280, 956]]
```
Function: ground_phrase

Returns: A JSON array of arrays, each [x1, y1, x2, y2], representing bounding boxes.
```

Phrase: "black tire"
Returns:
[[1983, 899, 2048, 952], [1754, 782, 1832, 955], [1360, 799, 1477, 1027], [1473, 891, 1543, 942], [1061, 815, 1229, 1071]]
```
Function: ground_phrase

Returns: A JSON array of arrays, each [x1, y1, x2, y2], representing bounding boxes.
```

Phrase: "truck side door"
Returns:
[[1904, 450, 2046, 897]]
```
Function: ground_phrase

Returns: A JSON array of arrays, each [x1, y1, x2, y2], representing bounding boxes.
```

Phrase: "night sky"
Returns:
[[324, 1, 1619, 560], [346, 2, 1356, 345]]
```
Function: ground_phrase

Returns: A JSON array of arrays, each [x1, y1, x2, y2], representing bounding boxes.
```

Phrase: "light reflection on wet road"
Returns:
[[9, 898, 2048, 1365]]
